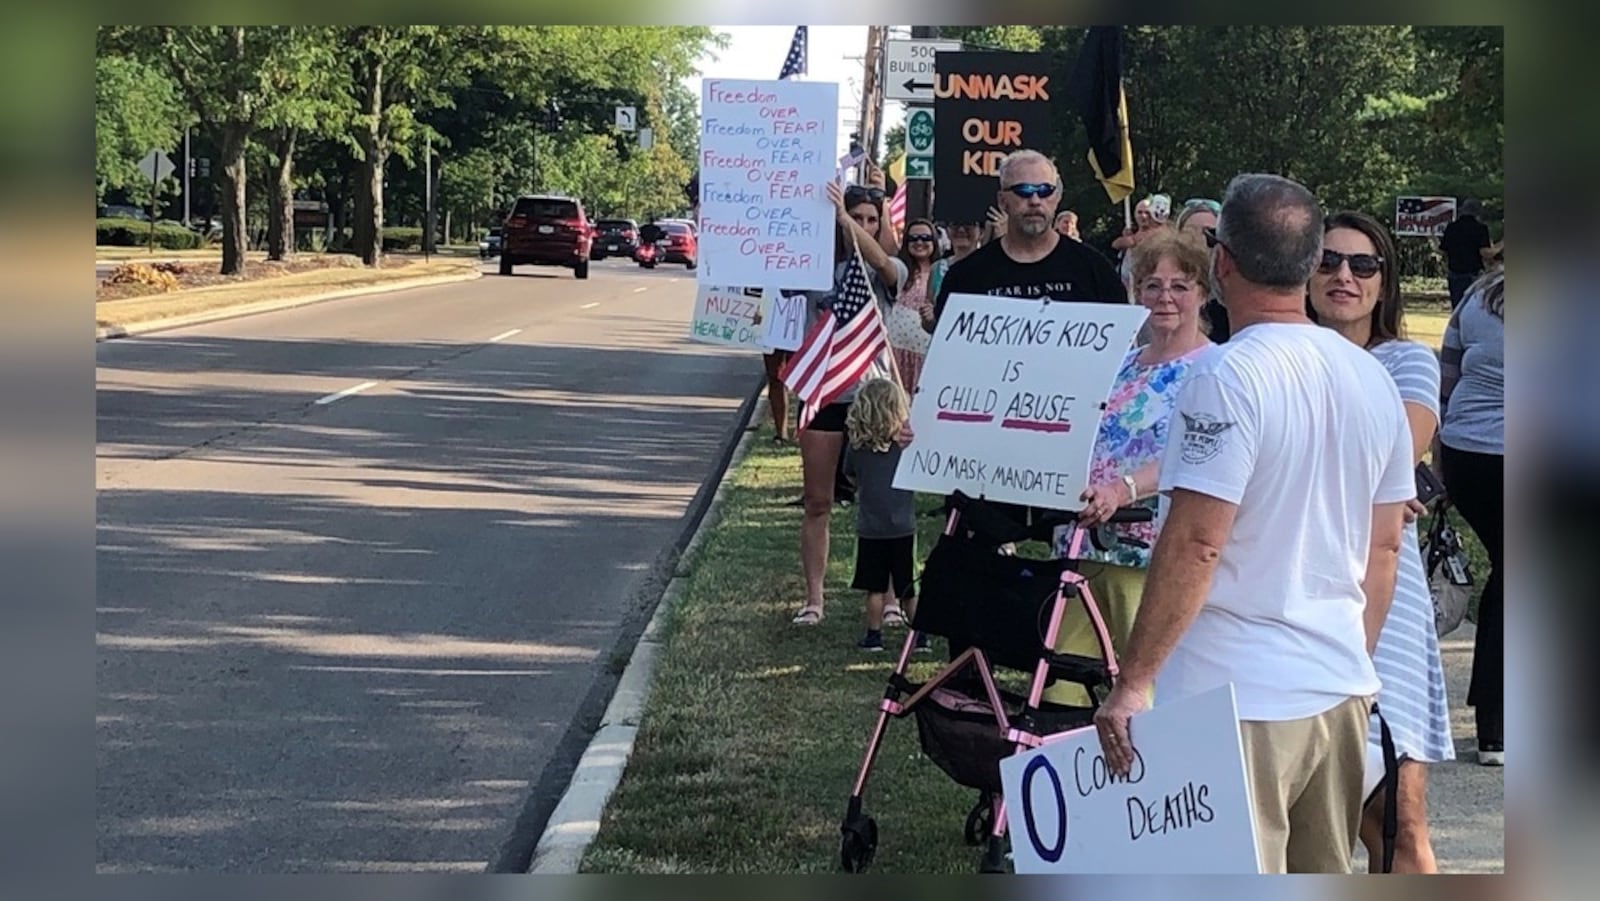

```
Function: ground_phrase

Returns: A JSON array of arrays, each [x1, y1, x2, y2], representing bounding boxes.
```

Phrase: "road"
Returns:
[[95, 257, 758, 872]]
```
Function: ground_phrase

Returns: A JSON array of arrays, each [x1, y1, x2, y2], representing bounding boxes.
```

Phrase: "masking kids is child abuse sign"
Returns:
[[892, 294, 1148, 510]]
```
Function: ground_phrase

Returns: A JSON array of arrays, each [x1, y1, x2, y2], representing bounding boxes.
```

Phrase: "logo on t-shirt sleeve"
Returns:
[[1179, 412, 1236, 464]]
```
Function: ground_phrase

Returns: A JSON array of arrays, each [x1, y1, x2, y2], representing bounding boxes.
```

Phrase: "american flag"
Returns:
[[887, 181, 908, 234], [1398, 197, 1454, 215], [781, 254, 887, 431], [778, 26, 808, 80]]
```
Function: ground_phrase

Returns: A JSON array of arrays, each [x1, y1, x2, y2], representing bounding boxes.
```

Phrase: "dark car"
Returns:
[[658, 220, 698, 269], [478, 227, 502, 259], [499, 195, 591, 278], [591, 218, 640, 260]]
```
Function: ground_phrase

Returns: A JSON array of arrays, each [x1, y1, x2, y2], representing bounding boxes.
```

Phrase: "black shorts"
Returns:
[[802, 401, 851, 432], [852, 535, 916, 598]]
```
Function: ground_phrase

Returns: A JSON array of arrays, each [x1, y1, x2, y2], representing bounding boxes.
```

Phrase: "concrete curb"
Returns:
[[525, 397, 765, 874], [94, 268, 483, 342]]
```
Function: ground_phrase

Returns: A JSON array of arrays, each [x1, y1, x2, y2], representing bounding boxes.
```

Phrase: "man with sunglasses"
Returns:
[[929, 149, 1124, 327], [1093, 173, 1414, 873]]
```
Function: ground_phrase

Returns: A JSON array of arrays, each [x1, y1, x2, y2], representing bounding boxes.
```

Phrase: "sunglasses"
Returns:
[[844, 186, 885, 203], [1002, 182, 1057, 199], [1319, 249, 1384, 279], [906, 233, 936, 243], [1183, 198, 1221, 214], [1202, 226, 1225, 250]]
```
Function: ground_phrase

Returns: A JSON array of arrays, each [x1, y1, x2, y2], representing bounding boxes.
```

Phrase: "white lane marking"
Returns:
[[314, 381, 379, 406], [581, 302, 600, 309], [488, 328, 522, 343], [632, 286, 648, 293]]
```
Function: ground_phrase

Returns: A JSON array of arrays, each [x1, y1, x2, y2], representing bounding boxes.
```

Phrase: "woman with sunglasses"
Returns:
[[789, 180, 910, 627], [885, 218, 939, 394], [1308, 210, 1453, 873]]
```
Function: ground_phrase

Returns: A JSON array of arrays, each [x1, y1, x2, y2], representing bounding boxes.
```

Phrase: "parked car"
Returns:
[[658, 220, 698, 269], [478, 227, 502, 259], [499, 195, 591, 279], [591, 218, 640, 260], [99, 204, 149, 221]]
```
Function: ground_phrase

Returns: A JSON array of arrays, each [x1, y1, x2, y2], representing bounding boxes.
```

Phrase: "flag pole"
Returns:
[[850, 228, 904, 391]]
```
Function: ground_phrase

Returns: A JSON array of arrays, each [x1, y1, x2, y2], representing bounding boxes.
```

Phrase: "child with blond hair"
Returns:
[[843, 378, 929, 653]]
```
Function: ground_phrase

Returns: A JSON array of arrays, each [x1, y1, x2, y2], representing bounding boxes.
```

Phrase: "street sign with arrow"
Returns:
[[883, 38, 961, 103], [905, 107, 934, 180]]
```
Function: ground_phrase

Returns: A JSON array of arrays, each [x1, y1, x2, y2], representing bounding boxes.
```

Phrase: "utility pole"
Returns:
[[906, 25, 939, 223], [423, 131, 433, 260], [856, 26, 887, 179], [182, 125, 191, 227]]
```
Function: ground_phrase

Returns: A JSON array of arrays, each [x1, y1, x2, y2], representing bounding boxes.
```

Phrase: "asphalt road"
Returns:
[[95, 257, 758, 872]]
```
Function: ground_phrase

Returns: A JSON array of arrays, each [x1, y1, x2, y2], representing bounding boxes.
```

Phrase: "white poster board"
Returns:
[[690, 285, 767, 349], [892, 296, 1149, 509], [998, 684, 1261, 874], [697, 79, 838, 291], [759, 289, 807, 352]]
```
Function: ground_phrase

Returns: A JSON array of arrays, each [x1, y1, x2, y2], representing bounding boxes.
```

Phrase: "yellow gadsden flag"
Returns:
[[887, 151, 906, 187], [1088, 89, 1136, 204]]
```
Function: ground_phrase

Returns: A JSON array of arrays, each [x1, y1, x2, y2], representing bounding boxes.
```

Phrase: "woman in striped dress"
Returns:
[[1309, 211, 1454, 872]]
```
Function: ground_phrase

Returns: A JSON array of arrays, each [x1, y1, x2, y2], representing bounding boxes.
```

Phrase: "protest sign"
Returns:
[[932, 51, 1058, 223], [1394, 196, 1457, 237], [892, 295, 1148, 509], [698, 78, 838, 291], [759, 288, 807, 352], [998, 684, 1260, 874], [690, 285, 768, 349]]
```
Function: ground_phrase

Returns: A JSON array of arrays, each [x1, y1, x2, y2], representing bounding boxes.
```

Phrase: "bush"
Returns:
[[381, 226, 423, 251], [96, 218, 202, 250]]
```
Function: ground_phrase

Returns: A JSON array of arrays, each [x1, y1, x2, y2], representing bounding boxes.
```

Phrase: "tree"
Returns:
[[94, 54, 184, 205], [257, 27, 346, 261], [101, 26, 282, 274]]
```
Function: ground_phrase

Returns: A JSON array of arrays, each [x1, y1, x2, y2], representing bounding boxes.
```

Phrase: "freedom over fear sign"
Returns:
[[892, 295, 1148, 509], [998, 685, 1261, 874], [697, 78, 838, 291]]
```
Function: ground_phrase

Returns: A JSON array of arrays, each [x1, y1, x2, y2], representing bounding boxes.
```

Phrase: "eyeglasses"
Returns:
[[1002, 182, 1057, 200], [906, 234, 936, 243], [844, 186, 885, 203], [1319, 249, 1384, 279], [1140, 280, 1197, 299]]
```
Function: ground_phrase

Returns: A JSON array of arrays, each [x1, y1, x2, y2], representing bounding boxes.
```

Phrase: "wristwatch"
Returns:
[[1121, 474, 1140, 503]]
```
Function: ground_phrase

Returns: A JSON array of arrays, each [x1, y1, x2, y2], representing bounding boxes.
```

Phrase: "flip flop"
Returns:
[[882, 607, 907, 628], [791, 607, 825, 626]]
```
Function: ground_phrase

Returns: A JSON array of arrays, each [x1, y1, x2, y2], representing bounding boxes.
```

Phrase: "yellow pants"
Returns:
[[1042, 561, 1146, 707]]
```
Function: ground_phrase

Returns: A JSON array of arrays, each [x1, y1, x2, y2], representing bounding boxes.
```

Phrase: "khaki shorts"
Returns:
[[1042, 561, 1145, 708], [1239, 695, 1373, 873]]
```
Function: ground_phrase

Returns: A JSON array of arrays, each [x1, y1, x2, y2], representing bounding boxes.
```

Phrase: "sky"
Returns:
[[687, 26, 909, 163]]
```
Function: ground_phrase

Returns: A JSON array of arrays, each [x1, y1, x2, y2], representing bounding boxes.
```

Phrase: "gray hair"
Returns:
[[1216, 173, 1324, 289], [997, 149, 1058, 186]]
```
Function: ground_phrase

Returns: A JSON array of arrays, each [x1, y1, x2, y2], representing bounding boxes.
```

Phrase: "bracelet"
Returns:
[[1122, 474, 1140, 503]]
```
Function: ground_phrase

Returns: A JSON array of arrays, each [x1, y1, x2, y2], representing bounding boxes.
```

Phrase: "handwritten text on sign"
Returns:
[[698, 79, 838, 291], [892, 295, 1148, 510], [998, 685, 1260, 874], [759, 290, 807, 352], [690, 285, 767, 349]]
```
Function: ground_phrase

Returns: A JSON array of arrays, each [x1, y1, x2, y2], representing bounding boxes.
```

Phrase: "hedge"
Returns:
[[96, 218, 203, 250]]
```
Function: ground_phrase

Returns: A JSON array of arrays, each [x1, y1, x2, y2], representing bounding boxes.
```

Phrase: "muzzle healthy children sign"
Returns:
[[998, 685, 1261, 874], [697, 78, 838, 291], [892, 295, 1148, 510]]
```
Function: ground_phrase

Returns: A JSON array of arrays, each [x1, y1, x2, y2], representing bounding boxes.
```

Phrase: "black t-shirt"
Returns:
[[932, 236, 1127, 324], [1440, 216, 1491, 274]]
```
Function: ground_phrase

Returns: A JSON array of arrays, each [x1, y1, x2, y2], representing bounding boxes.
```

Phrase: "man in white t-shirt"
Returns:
[[1092, 173, 1414, 873]]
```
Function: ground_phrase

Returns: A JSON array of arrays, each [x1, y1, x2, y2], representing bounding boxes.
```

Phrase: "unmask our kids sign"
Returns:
[[998, 685, 1260, 874], [697, 78, 838, 291], [932, 51, 1057, 224], [892, 295, 1148, 510]]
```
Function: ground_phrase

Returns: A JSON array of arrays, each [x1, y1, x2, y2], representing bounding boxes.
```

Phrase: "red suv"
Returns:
[[499, 195, 592, 279]]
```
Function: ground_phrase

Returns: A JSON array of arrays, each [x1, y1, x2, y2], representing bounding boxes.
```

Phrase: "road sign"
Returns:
[[615, 105, 637, 132], [906, 107, 935, 154], [884, 38, 962, 102], [138, 149, 175, 183], [638, 127, 654, 150], [905, 156, 933, 180]]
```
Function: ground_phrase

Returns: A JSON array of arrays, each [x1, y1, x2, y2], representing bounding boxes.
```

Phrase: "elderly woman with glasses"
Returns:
[[1308, 210, 1455, 873], [1044, 230, 1215, 707]]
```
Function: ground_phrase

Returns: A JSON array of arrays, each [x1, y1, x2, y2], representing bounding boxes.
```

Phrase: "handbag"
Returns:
[[1421, 497, 1473, 637]]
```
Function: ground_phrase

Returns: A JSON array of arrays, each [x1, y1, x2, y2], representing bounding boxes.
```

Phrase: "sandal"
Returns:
[[791, 606, 825, 626], [882, 606, 907, 628]]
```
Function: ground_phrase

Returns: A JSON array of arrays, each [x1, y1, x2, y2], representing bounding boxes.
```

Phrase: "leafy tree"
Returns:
[[94, 54, 184, 205], [257, 27, 347, 261]]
